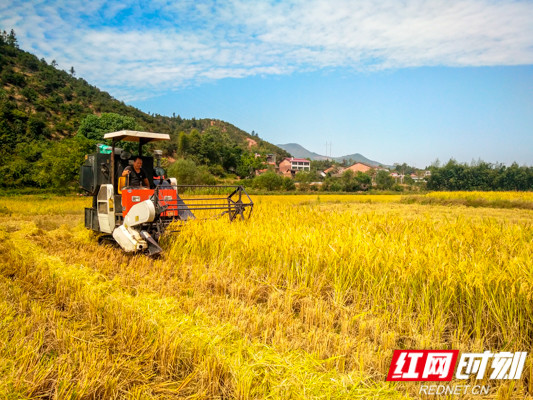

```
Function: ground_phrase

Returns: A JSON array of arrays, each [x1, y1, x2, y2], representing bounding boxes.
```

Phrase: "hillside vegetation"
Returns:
[[0, 29, 289, 189]]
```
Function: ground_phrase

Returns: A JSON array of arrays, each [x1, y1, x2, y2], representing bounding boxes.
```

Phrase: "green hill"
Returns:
[[0, 29, 289, 188]]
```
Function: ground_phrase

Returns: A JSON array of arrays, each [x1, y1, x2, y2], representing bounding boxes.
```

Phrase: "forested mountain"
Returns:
[[276, 143, 329, 161], [0, 29, 289, 188], [277, 143, 387, 166]]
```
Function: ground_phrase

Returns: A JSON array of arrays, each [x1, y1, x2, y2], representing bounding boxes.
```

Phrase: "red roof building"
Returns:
[[345, 162, 373, 173], [279, 157, 311, 177]]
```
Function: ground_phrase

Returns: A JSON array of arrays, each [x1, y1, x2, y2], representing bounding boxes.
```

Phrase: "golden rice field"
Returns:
[[0, 192, 532, 399]]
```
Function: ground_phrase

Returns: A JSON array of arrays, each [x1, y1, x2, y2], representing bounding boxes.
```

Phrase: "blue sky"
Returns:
[[2, 0, 532, 167]]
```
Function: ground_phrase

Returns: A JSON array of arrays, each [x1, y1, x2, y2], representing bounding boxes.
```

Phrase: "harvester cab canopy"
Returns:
[[103, 130, 170, 144], [103, 130, 170, 189]]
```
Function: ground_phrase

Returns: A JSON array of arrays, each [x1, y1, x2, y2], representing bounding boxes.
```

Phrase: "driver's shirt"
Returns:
[[124, 166, 147, 187]]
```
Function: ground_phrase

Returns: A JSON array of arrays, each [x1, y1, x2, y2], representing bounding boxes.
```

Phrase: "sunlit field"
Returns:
[[0, 192, 532, 399]]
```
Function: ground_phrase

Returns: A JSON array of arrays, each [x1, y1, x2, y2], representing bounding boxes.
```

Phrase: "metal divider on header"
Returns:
[[148, 184, 254, 238]]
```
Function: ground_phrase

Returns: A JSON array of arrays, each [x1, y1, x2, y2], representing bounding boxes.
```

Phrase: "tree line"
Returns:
[[427, 160, 533, 191]]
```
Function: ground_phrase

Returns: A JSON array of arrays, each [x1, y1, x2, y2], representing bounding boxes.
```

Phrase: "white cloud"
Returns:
[[1, 0, 532, 100]]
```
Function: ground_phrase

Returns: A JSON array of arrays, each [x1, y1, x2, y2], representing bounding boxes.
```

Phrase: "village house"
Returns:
[[265, 154, 276, 166], [322, 165, 344, 177], [410, 173, 423, 182], [323, 162, 376, 178], [410, 171, 431, 182], [324, 166, 338, 175], [345, 162, 374, 173], [255, 154, 279, 175], [279, 157, 311, 177], [390, 172, 404, 183]]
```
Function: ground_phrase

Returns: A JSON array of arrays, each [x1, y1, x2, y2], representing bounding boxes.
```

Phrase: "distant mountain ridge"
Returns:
[[277, 143, 388, 167]]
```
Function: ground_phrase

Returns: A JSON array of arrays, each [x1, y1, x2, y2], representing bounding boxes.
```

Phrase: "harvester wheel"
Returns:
[[97, 234, 118, 247]]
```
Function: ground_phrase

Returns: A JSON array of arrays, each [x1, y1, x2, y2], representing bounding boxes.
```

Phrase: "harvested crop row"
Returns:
[[0, 224, 404, 399]]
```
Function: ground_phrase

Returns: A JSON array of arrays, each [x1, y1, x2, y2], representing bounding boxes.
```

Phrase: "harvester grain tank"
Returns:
[[80, 130, 253, 256]]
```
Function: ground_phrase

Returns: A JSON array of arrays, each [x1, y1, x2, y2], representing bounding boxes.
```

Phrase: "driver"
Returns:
[[122, 156, 150, 188]]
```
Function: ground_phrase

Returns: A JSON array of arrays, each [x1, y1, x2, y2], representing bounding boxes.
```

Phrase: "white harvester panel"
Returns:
[[112, 225, 146, 252], [124, 200, 156, 227], [112, 200, 157, 253], [97, 184, 115, 233]]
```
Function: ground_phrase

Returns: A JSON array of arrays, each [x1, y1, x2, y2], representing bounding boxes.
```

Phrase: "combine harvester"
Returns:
[[80, 130, 253, 256]]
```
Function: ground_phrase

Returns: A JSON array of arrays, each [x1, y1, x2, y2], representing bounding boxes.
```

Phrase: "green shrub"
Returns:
[[252, 171, 283, 191]]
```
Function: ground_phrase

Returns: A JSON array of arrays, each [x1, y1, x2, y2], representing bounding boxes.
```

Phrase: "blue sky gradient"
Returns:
[[2, 0, 532, 167], [133, 66, 532, 166]]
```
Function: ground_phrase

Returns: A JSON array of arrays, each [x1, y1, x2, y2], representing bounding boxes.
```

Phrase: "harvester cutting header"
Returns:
[[80, 130, 253, 256]]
